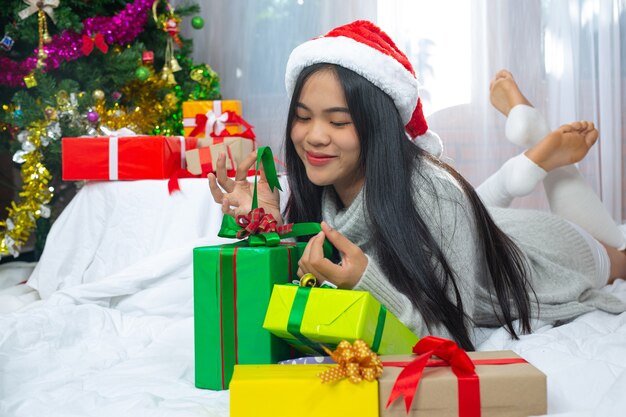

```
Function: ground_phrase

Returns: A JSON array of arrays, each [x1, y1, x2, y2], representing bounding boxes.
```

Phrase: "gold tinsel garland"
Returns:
[[0, 72, 179, 258], [0, 121, 53, 258], [95, 72, 178, 133]]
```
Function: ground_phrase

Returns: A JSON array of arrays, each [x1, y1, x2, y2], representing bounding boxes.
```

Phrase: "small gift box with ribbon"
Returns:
[[185, 112, 256, 175], [194, 147, 332, 390], [182, 99, 243, 138], [380, 336, 547, 417], [230, 340, 380, 417], [262, 284, 419, 356], [62, 135, 198, 180], [185, 142, 234, 174]]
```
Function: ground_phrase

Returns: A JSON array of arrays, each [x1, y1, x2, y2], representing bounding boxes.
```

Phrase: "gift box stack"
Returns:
[[192, 147, 548, 417], [61, 99, 255, 181], [182, 100, 256, 176], [192, 147, 419, 392]]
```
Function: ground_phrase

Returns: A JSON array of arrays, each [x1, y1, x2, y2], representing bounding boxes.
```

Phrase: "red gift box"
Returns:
[[62, 136, 199, 181]]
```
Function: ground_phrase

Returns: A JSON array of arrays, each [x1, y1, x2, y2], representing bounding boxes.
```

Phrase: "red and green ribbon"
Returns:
[[218, 146, 332, 253], [214, 240, 298, 389], [216, 244, 242, 389]]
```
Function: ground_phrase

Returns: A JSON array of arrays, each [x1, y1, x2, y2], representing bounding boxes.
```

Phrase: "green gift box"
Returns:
[[193, 242, 305, 390], [193, 146, 333, 390], [263, 285, 419, 356]]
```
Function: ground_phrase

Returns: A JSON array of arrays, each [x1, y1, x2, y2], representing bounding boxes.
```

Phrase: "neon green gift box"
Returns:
[[263, 285, 419, 355]]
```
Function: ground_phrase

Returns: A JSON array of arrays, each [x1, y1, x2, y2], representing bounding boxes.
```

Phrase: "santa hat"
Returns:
[[285, 20, 443, 156]]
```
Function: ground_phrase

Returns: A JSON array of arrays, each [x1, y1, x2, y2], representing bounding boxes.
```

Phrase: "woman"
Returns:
[[208, 20, 626, 350]]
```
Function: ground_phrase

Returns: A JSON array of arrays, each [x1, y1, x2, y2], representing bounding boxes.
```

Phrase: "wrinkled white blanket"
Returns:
[[1, 179, 625, 417]]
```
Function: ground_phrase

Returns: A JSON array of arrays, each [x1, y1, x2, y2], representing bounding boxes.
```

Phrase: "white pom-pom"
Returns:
[[412, 129, 443, 157]]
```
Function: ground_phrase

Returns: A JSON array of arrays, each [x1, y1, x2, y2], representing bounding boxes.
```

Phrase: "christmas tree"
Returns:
[[0, 0, 220, 259]]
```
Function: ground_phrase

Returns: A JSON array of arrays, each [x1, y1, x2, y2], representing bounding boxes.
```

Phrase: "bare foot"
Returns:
[[489, 70, 532, 116], [524, 121, 599, 172]]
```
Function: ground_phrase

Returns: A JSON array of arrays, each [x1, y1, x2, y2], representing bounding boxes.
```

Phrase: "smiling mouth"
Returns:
[[306, 152, 335, 166]]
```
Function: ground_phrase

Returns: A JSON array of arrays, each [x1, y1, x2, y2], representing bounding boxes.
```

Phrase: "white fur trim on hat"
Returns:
[[285, 36, 419, 125], [413, 129, 443, 157]]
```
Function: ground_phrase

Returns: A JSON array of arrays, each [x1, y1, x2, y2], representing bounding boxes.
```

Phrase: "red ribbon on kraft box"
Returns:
[[384, 336, 527, 417]]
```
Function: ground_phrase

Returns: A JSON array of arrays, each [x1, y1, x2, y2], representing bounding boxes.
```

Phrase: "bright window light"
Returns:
[[378, 0, 472, 115]]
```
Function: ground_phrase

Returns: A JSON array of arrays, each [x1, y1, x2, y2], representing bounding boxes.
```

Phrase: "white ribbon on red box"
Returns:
[[100, 126, 186, 179]]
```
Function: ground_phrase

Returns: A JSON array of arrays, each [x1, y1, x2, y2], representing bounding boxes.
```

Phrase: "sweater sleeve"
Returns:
[[355, 163, 483, 340], [354, 254, 429, 338]]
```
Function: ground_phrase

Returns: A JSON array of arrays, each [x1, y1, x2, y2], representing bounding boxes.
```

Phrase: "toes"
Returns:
[[495, 69, 513, 80], [558, 123, 575, 133], [578, 121, 595, 133], [585, 129, 599, 147], [569, 121, 583, 131]]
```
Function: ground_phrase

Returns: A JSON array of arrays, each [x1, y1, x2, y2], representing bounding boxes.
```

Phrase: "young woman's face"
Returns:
[[290, 69, 364, 205]]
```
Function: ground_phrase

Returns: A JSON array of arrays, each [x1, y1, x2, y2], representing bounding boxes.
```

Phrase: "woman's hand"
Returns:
[[208, 150, 282, 223], [297, 221, 368, 289]]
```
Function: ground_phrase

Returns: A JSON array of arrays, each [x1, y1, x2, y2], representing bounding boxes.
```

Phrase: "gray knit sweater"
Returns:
[[321, 160, 626, 342]]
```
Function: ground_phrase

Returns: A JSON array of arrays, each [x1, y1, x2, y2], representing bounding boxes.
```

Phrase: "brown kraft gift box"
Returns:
[[379, 350, 547, 417]]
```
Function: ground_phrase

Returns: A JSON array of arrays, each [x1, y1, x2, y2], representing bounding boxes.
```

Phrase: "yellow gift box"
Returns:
[[230, 364, 379, 417], [263, 285, 419, 355], [182, 100, 242, 138]]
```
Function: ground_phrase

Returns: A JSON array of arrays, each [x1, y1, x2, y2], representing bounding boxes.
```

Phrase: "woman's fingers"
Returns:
[[208, 171, 241, 210], [222, 197, 235, 217], [320, 221, 359, 258], [215, 152, 235, 192], [297, 232, 332, 284], [207, 173, 224, 204], [235, 150, 258, 182]]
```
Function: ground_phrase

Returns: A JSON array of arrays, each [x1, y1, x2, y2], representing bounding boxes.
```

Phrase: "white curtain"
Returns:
[[181, 0, 625, 222], [178, 0, 376, 160]]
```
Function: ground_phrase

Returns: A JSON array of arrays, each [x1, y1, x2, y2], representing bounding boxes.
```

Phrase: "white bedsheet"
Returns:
[[1, 179, 625, 417]]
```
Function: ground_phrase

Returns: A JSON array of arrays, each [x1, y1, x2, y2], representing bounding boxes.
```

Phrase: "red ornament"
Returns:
[[142, 50, 154, 64], [164, 17, 183, 47]]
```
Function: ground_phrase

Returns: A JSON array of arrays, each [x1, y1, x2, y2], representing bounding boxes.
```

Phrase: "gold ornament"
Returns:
[[300, 273, 317, 287], [170, 57, 182, 72], [190, 67, 203, 82], [56, 90, 69, 107], [1, 121, 54, 258], [19, 1, 58, 69], [24, 73, 38, 88], [160, 65, 176, 85], [153, 1, 182, 84], [92, 89, 105, 101], [44, 106, 58, 120], [163, 92, 178, 110]]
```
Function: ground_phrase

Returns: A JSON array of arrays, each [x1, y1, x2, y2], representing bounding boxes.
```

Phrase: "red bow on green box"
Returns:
[[218, 146, 332, 253]]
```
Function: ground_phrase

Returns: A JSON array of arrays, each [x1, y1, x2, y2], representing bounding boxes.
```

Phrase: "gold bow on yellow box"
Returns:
[[319, 339, 384, 384]]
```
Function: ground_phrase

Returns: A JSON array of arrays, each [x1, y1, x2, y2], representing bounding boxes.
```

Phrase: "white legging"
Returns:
[[476, 104, 625, 250], [564, 220, 611, 288]]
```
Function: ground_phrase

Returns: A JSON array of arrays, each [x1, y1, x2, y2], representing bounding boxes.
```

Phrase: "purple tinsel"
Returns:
[[0, 0, 154, 88]]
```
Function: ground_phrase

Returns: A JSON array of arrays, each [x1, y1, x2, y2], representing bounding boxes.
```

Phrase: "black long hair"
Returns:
[[283, 64, 533, 350]]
